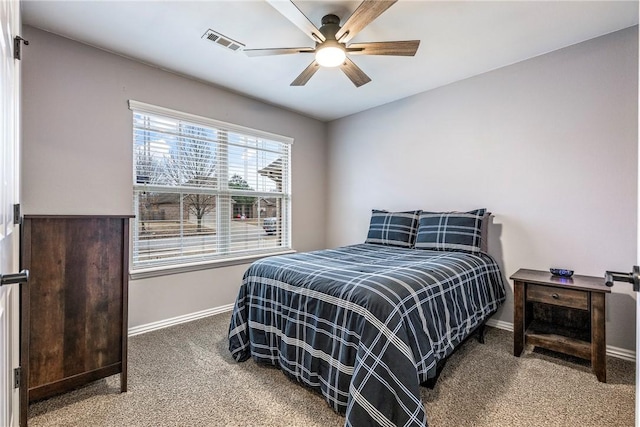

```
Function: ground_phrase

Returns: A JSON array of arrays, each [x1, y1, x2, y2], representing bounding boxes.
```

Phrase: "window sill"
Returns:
[[129, 249, 297, 280]]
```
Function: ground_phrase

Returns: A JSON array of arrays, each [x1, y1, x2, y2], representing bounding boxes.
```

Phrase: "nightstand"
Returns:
[[511, 268, 611, 382]]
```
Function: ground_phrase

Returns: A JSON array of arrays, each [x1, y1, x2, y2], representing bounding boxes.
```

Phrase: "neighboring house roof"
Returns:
[[258, 158, 282, 184]]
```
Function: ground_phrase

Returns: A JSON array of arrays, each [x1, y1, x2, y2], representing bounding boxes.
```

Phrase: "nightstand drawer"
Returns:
[[526, 284, 588, 310]]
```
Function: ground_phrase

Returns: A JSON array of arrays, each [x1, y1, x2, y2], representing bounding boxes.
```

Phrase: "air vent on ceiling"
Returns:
[[202, 29, 244, 52]]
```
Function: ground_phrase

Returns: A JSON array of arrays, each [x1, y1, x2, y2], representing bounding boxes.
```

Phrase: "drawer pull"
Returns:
[[551, 293, 559, 299]]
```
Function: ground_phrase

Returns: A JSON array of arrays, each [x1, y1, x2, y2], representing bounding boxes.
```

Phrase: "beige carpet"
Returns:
[[28, 313, 634, 426]]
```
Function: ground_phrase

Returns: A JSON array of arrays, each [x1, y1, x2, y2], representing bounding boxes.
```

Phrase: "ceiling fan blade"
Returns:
[[291, 60, 320, 86], [266, 0, 326, 43], [340, 58, 371, 88], [347, 40, 420, 56], [244, 47, 315, 57], [335, 0, 397, 44]]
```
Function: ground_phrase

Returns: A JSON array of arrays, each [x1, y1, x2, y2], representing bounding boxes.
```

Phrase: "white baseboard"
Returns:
[[128, 306, 637, 362], [605, 345, 636, 362], [486, 318, 513, 331], [128, 303, 235, 337], [486, 318, 636, 362]]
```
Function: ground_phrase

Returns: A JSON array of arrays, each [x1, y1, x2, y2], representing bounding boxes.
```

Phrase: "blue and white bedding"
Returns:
[[228, 243, 505, 426]]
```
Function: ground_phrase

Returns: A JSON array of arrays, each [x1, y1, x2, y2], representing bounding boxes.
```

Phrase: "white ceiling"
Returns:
[[21, 1, 639, 121]]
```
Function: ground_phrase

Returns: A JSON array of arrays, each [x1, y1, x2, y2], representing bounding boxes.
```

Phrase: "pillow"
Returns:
[[365, 209, 421, 248], [414, 209, 486, 253]]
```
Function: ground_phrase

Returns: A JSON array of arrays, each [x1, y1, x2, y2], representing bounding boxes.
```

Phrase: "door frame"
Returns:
[[0, 0, 22, 426], [635, 11, 640, 427]]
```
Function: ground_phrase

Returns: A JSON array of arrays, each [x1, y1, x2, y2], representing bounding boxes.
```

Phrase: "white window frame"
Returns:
[[129, 100, 293, 279]]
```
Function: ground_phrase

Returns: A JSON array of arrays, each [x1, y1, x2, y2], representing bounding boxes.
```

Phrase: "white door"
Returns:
[[636, 10, 640, 424], [636, 8, 640, 424], [0, 0, 22, 426], [637, 88, 640, 425]]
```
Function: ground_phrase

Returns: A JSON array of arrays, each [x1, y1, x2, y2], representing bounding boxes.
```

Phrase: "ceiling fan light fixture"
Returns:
[[252, 2, 418, 86], [315, 41, 346, 67]]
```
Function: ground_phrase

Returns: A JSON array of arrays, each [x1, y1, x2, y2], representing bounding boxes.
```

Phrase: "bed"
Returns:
[[228, 209, 506, 426]]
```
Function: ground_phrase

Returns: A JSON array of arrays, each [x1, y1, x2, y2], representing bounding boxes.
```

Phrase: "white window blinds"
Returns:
[[129, 100, 292, 271]]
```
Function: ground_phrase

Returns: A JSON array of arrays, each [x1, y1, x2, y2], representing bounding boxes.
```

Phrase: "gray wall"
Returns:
[[21, 26, 327, 328], [20, 24, 640, 351], [327, 27, 638, 351]]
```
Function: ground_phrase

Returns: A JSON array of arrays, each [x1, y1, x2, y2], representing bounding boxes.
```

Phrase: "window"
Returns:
[[129, 101, 292, 273]]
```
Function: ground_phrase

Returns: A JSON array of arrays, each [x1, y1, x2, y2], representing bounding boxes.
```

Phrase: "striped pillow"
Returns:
[[365, 210, 420, 248], [414, 209, 486, 253]]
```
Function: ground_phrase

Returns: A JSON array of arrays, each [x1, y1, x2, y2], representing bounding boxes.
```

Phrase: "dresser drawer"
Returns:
[[526, 284, 588, 310]]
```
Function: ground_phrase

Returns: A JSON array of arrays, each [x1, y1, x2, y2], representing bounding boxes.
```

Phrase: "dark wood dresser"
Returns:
[[20, 215, 131, 412], [511, 268, 611, 382]]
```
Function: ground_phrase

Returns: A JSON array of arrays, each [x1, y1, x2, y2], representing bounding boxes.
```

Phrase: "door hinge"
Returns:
[[14, 36, 29, 60], [13, 203, 21, 225], [13, 367, 21, 389]]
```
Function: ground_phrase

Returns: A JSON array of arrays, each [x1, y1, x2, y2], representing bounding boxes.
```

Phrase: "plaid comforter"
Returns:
[[228, 244, 505, 426]]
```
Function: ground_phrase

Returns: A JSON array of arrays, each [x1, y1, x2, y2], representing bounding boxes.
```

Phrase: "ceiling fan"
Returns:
[[244, 0, 420, 87]]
